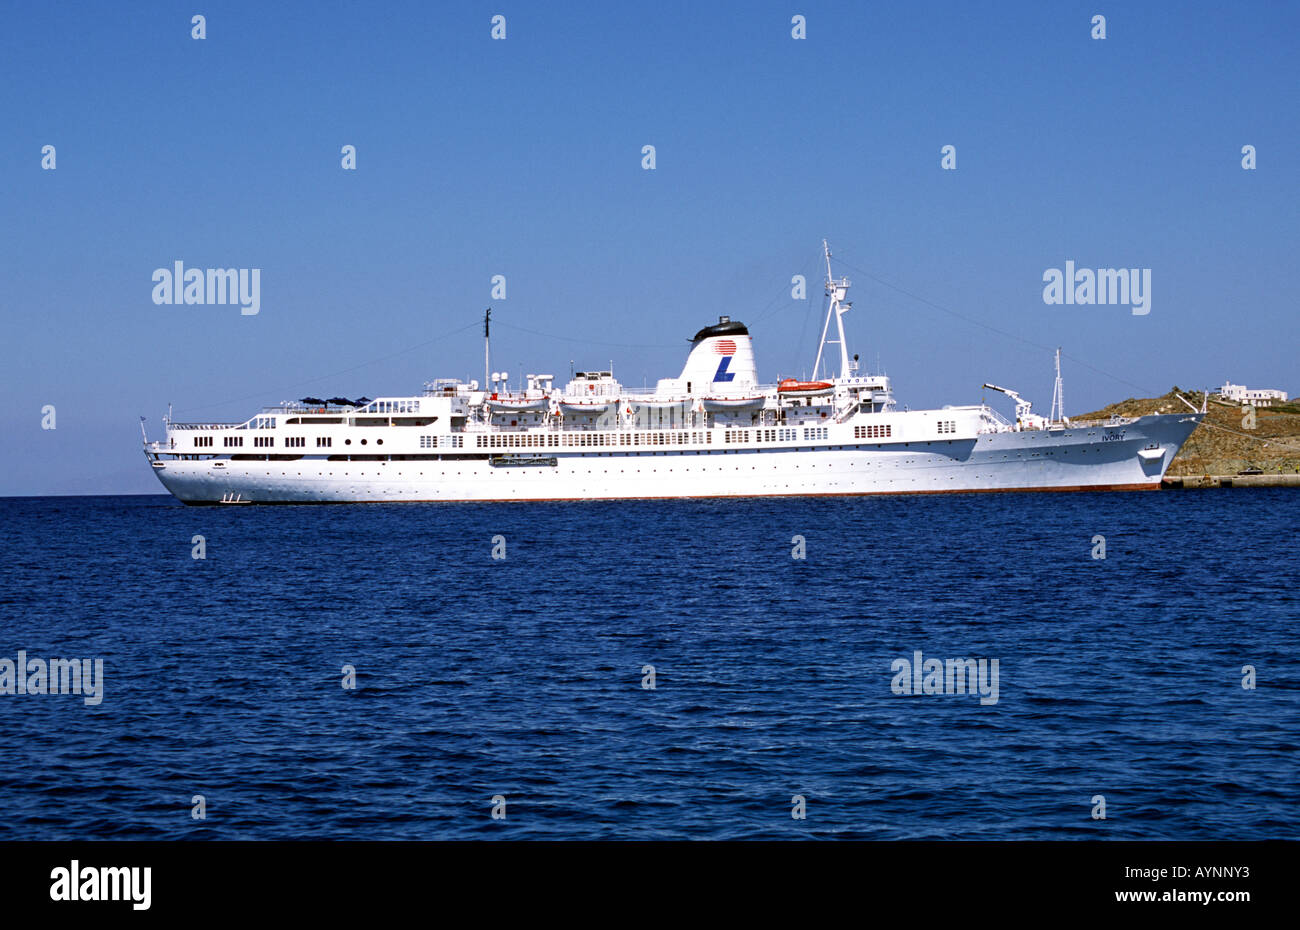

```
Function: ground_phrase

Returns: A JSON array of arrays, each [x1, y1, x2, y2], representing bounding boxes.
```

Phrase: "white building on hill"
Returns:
[[1219, 382, 1289, 406]]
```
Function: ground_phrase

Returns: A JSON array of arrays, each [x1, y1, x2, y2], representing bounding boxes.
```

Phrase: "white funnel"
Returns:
[[677, 317, 757, 394]]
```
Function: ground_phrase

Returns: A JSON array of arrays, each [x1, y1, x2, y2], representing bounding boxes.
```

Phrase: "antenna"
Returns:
[[483, 308, 492, 391]]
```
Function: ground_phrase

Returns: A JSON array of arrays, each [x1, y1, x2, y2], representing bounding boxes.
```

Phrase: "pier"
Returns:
[[1163, 474, 1300, 489]]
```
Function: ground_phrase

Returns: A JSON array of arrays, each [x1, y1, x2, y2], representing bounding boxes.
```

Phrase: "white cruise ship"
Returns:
[[143, 244, 1202, 504]]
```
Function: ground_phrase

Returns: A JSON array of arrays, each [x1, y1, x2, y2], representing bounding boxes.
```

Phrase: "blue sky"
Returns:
[[2, 1, 1296, 494]]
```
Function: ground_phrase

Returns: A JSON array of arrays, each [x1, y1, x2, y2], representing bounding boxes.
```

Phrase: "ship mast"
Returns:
[[1050, 347, 1064, 424], [813, 240, 855, 381]]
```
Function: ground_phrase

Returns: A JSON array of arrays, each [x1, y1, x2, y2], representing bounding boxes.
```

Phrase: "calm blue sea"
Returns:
[[0, 491, 1295, 840]]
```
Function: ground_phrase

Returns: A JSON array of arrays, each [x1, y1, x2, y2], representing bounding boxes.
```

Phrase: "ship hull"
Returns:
[[148, 414, 1199, 504]]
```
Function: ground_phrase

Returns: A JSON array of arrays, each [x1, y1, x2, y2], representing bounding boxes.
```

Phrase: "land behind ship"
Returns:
[[1077, 389, 1300, 481]]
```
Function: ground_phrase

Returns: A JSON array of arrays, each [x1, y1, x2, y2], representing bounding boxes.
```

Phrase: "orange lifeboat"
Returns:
[[777, 378, 833, 395]]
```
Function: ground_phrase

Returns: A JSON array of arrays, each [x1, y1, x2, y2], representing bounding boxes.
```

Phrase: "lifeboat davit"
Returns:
[[777, 378, 834, 396]]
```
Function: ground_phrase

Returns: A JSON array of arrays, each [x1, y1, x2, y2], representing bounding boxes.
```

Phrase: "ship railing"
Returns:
[[469, 384, 782, 405], [166, 421, 245, 430], [615, 384, 780, 398], [832, 400, 858, 423], [1066, 416, 1140, 427], [257, 404, 358, 414], [975, 405, 1013, 434]]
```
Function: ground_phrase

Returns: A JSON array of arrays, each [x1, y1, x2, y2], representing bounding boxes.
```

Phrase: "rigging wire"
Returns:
[[831, 251, 1166, 399], [492, 321, 680, 350], [171, 254, 819, 416], [493, 247, 824, 350], [172, 320, 482, 415], [1187, 415, 1279, 446], [792, 247, 829, 379], [747, 247, 827, 324], [833, 251, 1287, 446]]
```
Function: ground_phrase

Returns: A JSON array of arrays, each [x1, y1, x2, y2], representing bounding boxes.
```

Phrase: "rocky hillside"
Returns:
[[1075, 389, 1300, 476]]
